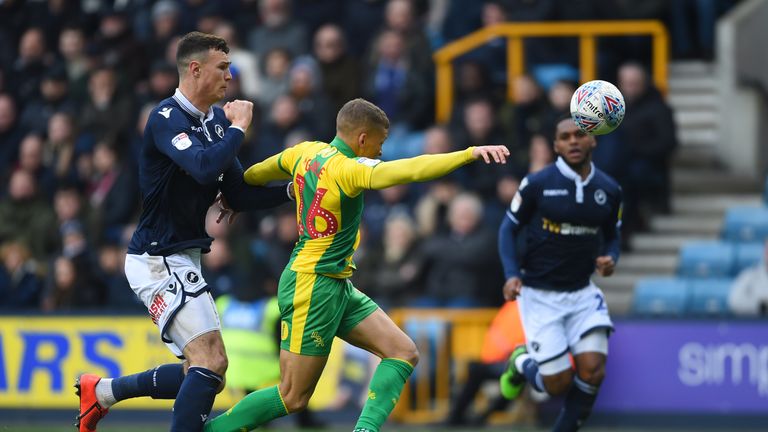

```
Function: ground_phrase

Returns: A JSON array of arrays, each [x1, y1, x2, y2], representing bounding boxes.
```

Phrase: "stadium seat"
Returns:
[[677, 241, 735, 278], [733, 242, 765, 275], [632, 277, 689, 316], [687, 278, 733, 316], [721, 206, 768, 243]]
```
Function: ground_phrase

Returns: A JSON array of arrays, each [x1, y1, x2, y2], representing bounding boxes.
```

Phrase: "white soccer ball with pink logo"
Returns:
[[569, 80, 625, 136]]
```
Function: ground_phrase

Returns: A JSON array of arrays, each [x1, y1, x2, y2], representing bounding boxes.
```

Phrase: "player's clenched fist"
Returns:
[[223, 99, 254, 131], [502, 277, 523, 301], [472, 145, 510, 164]]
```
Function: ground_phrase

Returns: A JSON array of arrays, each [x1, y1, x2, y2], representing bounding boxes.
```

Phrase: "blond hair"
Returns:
[[336, 98, 390, 134]]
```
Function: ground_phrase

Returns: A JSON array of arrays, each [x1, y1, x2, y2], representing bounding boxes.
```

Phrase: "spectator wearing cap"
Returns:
[[148, 0, 182, 63], [19, 64, 78, 135]]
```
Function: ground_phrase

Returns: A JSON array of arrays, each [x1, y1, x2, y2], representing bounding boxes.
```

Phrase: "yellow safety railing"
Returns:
[[433, 20, 669, 123], [389, 308, 498, 424]]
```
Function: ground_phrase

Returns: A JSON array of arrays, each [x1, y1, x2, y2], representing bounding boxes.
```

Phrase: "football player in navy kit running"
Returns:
[[498, 115, 622, 432], [75, 32, 292, 432]]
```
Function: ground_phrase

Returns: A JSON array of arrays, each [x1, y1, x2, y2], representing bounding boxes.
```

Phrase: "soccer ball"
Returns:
[[570, 80, 625, 135]]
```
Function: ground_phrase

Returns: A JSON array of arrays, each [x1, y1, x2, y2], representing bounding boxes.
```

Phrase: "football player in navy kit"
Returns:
[[75, 32, 292, 432], [498, 115, 622, 432]]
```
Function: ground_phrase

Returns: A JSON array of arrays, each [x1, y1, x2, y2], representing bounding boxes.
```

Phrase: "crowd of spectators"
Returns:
[[0, 0, 728, 312]]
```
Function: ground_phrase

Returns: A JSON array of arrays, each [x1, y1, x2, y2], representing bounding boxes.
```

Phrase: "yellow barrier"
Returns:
[[0, 316, 348, 410], [388, 308, 497, 424], [433, 20, 669, 123]]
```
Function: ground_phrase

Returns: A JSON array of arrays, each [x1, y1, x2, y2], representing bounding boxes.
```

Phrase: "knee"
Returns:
[[195, 349, 228, 377], [542, 370, 573, 396], [279, 385, 312, 413], [578, 361, 605, 387], [397, 339, 420, 368]]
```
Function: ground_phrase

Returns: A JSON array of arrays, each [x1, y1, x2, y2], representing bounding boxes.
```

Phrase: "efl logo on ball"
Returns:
[[570, 80, 625, 136]]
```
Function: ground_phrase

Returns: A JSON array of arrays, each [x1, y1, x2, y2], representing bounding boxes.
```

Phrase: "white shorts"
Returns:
[[124, 249, 220, 357], [517, 282, 613, 374]]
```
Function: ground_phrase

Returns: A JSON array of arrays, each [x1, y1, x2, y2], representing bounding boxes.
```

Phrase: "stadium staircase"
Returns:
[[595, 60, 763, 315]]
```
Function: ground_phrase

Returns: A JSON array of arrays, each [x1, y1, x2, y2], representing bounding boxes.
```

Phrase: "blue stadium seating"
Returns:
[[678, 241, 735, 278], [733, 242, 765, 275], [687, 278, 733, 316], [632, 277, 689, 316], [721, 206, 768, 243]]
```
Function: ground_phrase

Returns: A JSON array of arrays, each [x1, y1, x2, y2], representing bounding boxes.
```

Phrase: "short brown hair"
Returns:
[[336, 98, 390, 134], [176, 31, 229, 74]]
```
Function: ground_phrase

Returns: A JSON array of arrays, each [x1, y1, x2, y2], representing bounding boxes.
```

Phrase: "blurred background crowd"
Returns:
[[0, 0, 738, 313]]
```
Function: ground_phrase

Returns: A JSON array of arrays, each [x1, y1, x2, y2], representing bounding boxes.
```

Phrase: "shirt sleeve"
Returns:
[[149, 108, 243, 185], [219, 157, 291, 212], [336, 148, 476, 195], [600, 187, 623, 263], [498, 175, 536, 280], [243, 145, 301, 185]]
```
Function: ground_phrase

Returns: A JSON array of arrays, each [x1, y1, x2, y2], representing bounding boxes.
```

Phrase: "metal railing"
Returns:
[[433, 20, 669, 123], [389, 308, 497, 423]]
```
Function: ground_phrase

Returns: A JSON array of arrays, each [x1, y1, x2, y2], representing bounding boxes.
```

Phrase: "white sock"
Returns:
[[514, 353, 531, 373], [95, 378, 116, 408]]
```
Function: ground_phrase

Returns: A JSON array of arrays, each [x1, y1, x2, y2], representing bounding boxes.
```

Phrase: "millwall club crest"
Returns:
[[594, 189, 607, 205], [185, 271, 200, 284], [215, 124, 224, 138]]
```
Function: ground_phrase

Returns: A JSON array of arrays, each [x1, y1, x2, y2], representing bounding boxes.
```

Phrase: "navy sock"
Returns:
[[520, 358, 545, 393], [552, 376, 598, 432], [171, 367, 222, 432], [112, 363, 185, 401]]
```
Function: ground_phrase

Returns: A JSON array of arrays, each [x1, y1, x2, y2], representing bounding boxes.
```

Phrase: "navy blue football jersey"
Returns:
[[128, 89, 288, 256], [500, 158, 622, 291]]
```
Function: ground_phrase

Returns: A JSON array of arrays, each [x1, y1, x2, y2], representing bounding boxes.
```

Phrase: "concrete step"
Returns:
[[648, 214, 723, 235], [630, 233, 713, 254], [606, 290, 633, 316], [668, 76, 717, 93], [673, 169, 761, 194], [672, 193, 763, 215], [668, 61, 715, 76], [672, 144, 721, 168], [678, 128, 718, 146], [615, 253, 679, 274], [667, 93, 718, 112], [674, 111, 718, 128]]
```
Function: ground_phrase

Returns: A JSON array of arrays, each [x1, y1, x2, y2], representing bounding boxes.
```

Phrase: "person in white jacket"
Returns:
[[729, 240, 768, 316]]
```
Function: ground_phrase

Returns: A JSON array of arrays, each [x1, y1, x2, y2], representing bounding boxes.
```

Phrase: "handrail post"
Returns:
[[507, 37, 524, 101], [652, 27, 669, 95], [579, 35, 597, 83], [435, 60, 453, 124]]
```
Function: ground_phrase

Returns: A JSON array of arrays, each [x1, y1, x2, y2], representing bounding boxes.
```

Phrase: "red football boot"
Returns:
[[74, 374, 109, 432]]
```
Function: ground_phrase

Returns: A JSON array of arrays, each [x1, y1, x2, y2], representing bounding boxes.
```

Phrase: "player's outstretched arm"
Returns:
[[244, 153, 293, 185], [368, 145, 509, 190]]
